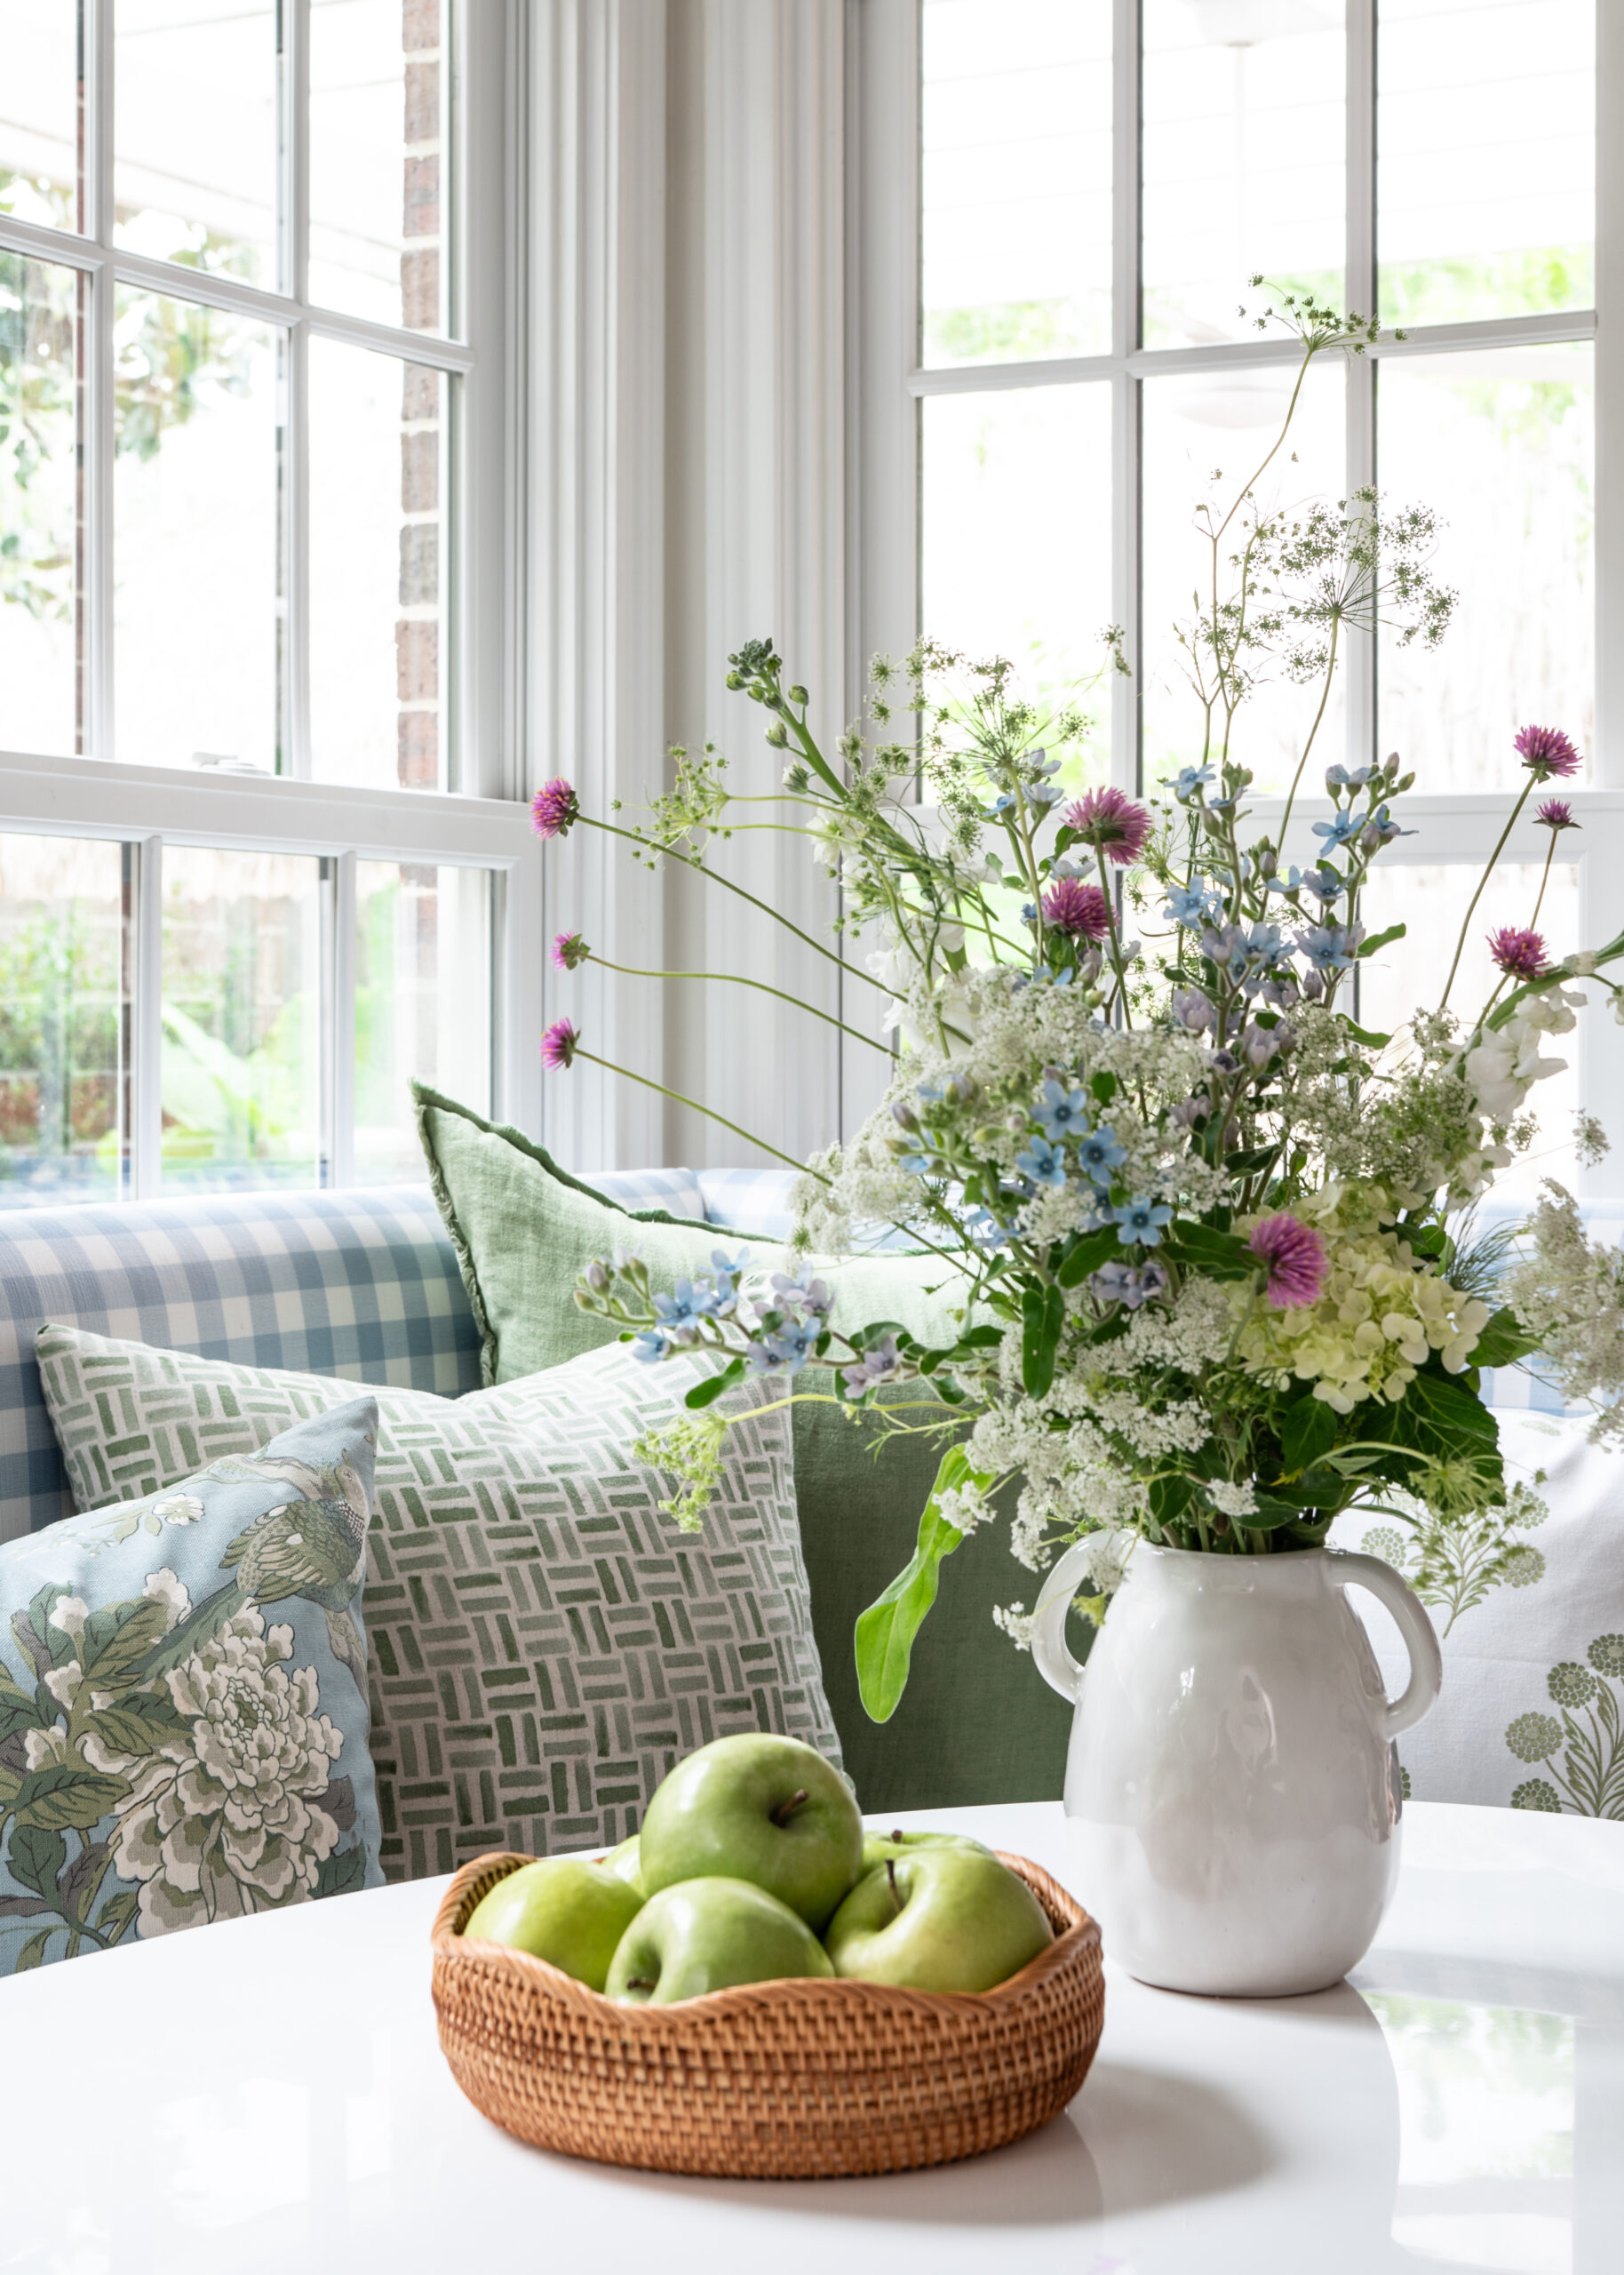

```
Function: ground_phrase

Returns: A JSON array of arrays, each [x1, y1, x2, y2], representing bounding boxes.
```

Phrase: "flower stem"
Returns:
[[574, 1050, 832, 1180], [1439, 778, 1533, 1012], [581, 815, 889, 994], [1529, 829, 1559, 934], [588, 957, 890, 1054]]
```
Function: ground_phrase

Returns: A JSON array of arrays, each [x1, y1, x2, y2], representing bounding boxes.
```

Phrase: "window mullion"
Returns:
[[284, 322, 311, 779], [326, 851, 356, 1186], [131, 834, 163, 1200], [1596, 0, 1624, 785], [1347, 0, 1377, 773], [1111, 0, 1142, 798]]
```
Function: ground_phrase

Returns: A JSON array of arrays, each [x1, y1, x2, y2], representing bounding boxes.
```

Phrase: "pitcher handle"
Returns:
[[1331, 1550, 1444, 1738], [1031, 1540, 1099, 1704]]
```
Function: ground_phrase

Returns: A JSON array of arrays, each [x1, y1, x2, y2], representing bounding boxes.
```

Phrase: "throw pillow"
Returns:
[[1332, 1407, 1624, 1816], [36, 1326, 843, 1880], [0, 1398, 383, 1972], [410, 1084, 1076, 1810]]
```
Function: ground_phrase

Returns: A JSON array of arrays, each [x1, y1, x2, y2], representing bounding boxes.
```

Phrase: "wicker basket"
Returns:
[[431, 1848, 1104, 2180]]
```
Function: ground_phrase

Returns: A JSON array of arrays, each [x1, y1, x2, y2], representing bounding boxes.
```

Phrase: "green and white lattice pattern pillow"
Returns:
[[1333, 1407, 1624, 1818], [36, 1327, 841, 1882]]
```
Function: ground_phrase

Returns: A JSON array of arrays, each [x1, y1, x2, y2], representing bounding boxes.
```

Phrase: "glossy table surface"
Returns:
[[1, 1800, 1620, 2275]]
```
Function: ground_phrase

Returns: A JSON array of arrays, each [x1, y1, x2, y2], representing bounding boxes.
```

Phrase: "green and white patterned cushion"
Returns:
[[35, 1324, 841, 1882], [1333, 1407, 1624, 1818]]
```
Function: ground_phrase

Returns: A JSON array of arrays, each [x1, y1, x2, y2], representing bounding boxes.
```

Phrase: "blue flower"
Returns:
[[1364, 802, 1417, 846], [1312, 809, 1366, 850], [1113, 1195, 1174, 1248], [771, 1267, 832, 1320], [1165, 883, 1218, 930], [1077, 1123, 1126, 1185], [1033, 1079, 1091, 1139], [652, 1278, 723, 1329], [1266, 864, 1343, 906], [762, 1319, 820, 1371], [1296, 923, 1359, 973], [1165, 763, 1215, 802], [1030, 781, 1067, 807], [631, 1329, 671, 1364], [1325, 763, 1375, 790], [1015, 1136, 1069, 1190]]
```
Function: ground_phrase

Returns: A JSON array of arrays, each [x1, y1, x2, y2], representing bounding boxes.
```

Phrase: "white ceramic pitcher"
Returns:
[[1031, 1540, 1443, 1997]]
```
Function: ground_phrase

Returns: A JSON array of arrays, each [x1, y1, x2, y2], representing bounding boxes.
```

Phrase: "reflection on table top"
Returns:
[[0, 1800, 1619, 2275]]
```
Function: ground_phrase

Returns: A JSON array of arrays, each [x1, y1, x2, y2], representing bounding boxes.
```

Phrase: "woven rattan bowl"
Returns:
[[431, 1848, 1104, 2180]]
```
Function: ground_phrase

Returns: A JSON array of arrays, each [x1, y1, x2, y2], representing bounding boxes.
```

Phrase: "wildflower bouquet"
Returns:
[[534, 291, 1624, 1722]]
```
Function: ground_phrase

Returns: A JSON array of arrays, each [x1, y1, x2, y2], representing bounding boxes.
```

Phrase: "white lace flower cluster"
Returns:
[[1503, 1182, 1624, 1442]]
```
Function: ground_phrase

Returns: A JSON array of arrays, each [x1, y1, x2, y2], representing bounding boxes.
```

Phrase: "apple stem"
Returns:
[[887, 1856, 902, 1917], [770, 1787, 809, 1826], [625, 1976, 657, 1991]]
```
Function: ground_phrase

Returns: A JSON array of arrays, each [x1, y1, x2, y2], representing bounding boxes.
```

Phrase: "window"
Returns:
[[0, 2, 536, 1203], [884, 0, 1610, 1193]]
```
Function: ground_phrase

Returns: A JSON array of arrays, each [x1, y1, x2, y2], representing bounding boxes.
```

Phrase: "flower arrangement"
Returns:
[[535, 289, 1624, 1721]]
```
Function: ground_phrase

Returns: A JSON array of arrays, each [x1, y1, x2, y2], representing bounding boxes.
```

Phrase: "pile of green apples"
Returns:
[[463, 1734, 1054, 2005]]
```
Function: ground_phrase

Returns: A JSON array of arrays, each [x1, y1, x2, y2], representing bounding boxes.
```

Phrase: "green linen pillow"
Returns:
[[413, 1084, 1071, 1811], [0, 1397, 383, 1971], [36, 1325, 844, 1882]]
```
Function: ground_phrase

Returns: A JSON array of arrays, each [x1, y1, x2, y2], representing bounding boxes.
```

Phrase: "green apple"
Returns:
[[464, 1856, 644, 1992], [639, 1734, 863, 1931], [605, 1834, 644, 1893], [860, 1826, 992, 1876], [824, 1845, 1053, 1993], [605, 1876, 836, 2005]]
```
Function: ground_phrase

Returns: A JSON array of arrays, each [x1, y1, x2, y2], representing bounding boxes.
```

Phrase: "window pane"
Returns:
[[921, 384, 1114, 782], [114, 290, 283, 771], [920, 0, 1112, 367], [1143, 0, 1345, 351], [161, 848, 322, 1190], [310, 0, 450, 333], [113, 0, 281, 286], [0, 834, 125, 1208], [309, 339, 446, 789], [0, 0, 84, 233], [1142, 357, 1346, 797], [1359, 859, 1580, 1198], [1376, 344, 1593, 793], [1378, 0, 1595, 326], [355, 861, 489, 1183], [0, 253, 83, 757]]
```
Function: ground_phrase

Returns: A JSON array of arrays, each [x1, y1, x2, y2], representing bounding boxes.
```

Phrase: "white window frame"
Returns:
[[848, 0, 1624, 1193], [0, 0, 542, 1190]]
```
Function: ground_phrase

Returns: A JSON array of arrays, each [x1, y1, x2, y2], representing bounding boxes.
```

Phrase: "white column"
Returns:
[[529, 0, 669, 1169]]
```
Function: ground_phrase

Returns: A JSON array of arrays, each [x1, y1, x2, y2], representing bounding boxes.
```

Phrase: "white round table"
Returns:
[[1, 1800, 1619, 2274]]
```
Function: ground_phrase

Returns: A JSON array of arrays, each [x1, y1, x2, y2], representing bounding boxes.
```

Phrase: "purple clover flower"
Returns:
[[551, 930, 591, 970], [1041, 877, 1112, 939], [530, 778, 580, 838], [1247, 1213, 1326, 1309], [1487, 926, 1548, 982], [1062, 785, 1152, 866], [1515, 726, 1581, 781], [541, 1016, 579, 1070], [1536, 798, 1579, 832]]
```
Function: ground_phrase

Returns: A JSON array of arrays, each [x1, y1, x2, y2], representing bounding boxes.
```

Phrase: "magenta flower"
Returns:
[[1487, 926, 1548, 982], [530, 778, 580, 839], [1514, 726, 1581, 781], [1063, 785, 1152, 866], [1041, 877, 1112, 939], [541, 1017, 579, 1070], [1247, 1213, 1327, 1310], [1535, 798, 1578, 832], [552, 930, 591, 971]]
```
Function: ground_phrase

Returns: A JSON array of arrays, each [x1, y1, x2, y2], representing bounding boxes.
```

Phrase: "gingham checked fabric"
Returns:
[[36, 1327, 841, 1883], [590, 1167, 706, 1220], [696, 1167, 799, 1239], [0, 1186, 481, 1544]]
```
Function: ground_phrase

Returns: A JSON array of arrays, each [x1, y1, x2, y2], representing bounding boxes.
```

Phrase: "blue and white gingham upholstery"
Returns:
[[0, 1187, 480, 1543], [586, 1167, 705, 1219], [697, 1167, 800, 1238]]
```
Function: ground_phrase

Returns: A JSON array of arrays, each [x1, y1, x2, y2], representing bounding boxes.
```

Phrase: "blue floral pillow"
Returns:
[[0, 1398, 382, 1971]]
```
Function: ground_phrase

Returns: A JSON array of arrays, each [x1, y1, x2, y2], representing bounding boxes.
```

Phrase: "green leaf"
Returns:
[[1165, 1223, 1255, 1280], [1402, 1368, 1500, 1458], [1021, 1283, 1066, 1398], [1238, 1495, 1304, 1530], [57, 1839, 112, 1922], [7, 1822, 66, 1899], [1341, 1020, 1391, 1048], [95, 1888, 140, 1944], [853, 1447, 991, 1724], [12, 1763, 130, 1833], [315, 1842, 368, 1902], [28, 1584, 74, 1669], [15, 1928, 54, 1971], [75, 1703, 173, 1761], [0, 1659, 46, 1746], [683, 1357, 745, 1410], [1147, 1474, 1196, 1535], [1469, 1307, 1543, 1371], [78, 1597, 171, 1688], [1281, 1393, 1337, 1475], [1223, 1144, 1280, 1179], [1357, 922, 1406, 958], [0, 1894, 53, 1920], [1055, 1225, 1121, 1289]]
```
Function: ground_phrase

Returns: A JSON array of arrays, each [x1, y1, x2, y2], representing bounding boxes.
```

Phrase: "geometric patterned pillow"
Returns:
[[0, 1396, 383, 1972], [36, 1327, 843, 1883]]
